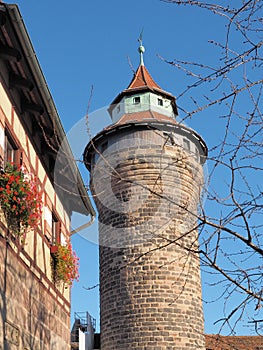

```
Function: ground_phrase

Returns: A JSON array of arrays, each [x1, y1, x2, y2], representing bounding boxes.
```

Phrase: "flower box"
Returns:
[[51, 242, 79, 286], [0, 163, 42, 238]]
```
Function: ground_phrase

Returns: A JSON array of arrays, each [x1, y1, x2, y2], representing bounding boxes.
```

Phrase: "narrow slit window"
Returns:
[[195, 147, 199, 161], [183, 138, 191, 151]]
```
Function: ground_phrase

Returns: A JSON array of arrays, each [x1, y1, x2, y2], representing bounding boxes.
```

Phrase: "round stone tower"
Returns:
[[84, 43, 207, 350]]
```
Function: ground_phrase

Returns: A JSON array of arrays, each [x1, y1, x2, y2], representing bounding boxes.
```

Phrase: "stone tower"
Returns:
[[84, 42, 207, 350]]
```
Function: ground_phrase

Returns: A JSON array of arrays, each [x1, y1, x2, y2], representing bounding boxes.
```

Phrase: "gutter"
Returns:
[[70, 214, 95, 236]]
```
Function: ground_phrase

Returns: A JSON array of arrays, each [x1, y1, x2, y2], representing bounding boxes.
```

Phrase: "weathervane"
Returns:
[[138, 29, 145, 66]]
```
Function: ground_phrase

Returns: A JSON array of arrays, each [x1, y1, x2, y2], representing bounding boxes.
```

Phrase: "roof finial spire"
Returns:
[[138, 29, 145, 66]]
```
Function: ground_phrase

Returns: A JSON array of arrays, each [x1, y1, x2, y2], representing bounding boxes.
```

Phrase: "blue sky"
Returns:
[[5, 0, 257, 336]]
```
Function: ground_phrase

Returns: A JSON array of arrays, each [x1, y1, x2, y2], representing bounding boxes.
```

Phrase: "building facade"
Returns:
[[0, 3, 94, 349], [84, 43, 207, 349]]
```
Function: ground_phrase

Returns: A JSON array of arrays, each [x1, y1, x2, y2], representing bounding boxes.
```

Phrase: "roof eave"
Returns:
[[5, 4, 95, 217], [84, 119, 207, 168]]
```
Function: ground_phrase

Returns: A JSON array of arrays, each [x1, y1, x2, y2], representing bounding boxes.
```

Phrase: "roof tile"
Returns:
[[114, 110, 177, 126], [127, 64, 161, 90]]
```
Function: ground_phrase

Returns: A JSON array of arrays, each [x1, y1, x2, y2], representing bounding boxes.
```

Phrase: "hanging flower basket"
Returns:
[[51, 242, 79, 287], [50, 245, 58, 254], [0, 163, 42, 237]]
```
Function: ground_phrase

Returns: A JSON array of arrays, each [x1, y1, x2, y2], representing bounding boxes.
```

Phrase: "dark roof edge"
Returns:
[[84, 120, 208, 168]]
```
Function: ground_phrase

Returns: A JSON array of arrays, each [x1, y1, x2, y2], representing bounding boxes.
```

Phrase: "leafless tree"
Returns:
[[159, 0, 263, 335]]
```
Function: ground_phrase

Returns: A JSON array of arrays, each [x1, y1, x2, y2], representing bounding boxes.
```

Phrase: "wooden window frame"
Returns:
[[52, 214, 61, 245], [4, 130, 21, 167]]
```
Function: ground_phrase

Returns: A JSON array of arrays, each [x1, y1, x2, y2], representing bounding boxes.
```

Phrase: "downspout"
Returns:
[[70, 214, 95, 236]]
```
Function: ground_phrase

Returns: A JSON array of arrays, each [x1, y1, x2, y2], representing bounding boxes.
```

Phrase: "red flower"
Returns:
[[8, 174, 15, 183], [0, 163, 43, 237], [52, 243, 79, 286]]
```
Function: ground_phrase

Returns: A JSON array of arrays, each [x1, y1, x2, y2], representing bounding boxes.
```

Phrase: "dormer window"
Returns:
[[133, 96, 140, 104], [157, 98, 163, 106]]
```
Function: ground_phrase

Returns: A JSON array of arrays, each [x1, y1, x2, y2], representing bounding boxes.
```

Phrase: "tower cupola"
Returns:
[[108, 42, 178, 123], [84, 41, 207, 170]]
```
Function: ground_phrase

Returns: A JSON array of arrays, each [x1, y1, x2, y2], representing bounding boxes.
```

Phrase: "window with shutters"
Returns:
[[52, 214, 61, 245]]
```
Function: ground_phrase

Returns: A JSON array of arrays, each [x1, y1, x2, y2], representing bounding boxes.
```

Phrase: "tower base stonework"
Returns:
[[86, 126, 206, 349], [99, 244, 205, 350]]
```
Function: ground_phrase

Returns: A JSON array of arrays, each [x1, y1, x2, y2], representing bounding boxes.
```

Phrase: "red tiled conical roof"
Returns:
[[127, 64, 161, 90], [109, 62, 178, 117]]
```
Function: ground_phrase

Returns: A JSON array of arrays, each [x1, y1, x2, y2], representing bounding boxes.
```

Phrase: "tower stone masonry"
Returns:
[[84, 43, 207, 350]]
